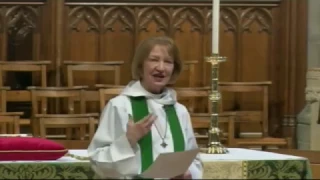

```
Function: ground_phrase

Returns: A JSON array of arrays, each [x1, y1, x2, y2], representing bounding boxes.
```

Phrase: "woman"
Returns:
[[88, 36, 203, 179]]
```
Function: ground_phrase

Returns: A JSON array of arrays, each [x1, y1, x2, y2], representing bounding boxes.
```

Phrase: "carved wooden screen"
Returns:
[[0, 0, 308, 140], [61, 0, 308, 139], [0, 2, 44, 88], [0, 1, 46, 118], [63, 0, 282, 133], [64, 1, 209, 87]]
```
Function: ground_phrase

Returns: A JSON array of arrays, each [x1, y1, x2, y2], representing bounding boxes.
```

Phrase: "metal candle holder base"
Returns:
[[204, 53, 228, 154]]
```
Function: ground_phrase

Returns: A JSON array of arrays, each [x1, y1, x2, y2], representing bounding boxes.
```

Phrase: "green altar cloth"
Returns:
[[246, 160, 312, 179], [0, 148, 312, 179], [0, 162, 94, 179]]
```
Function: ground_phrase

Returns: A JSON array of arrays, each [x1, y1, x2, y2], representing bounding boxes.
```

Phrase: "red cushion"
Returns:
[[0, 137, 68, 161]]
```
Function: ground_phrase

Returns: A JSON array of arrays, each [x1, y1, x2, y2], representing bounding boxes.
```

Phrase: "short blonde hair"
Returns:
[[131, 36, 182, 84]]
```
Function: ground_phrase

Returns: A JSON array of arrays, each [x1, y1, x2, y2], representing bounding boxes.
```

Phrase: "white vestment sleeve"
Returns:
[[183, 110, 204, 179], [87, 100, 139, 178]]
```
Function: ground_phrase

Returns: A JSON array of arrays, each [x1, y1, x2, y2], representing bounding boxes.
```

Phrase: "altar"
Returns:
[[0, 148, 311, 179], [201, 148, 311, 179]]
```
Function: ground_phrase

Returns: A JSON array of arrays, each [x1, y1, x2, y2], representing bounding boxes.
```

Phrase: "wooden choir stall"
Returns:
[[0, 0, 315, 179]]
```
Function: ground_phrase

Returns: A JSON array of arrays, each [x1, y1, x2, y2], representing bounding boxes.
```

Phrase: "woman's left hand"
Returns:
[[171, 170, 192, 179]]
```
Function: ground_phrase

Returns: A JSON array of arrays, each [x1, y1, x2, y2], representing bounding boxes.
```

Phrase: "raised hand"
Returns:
[[126, 114, 157, 147]]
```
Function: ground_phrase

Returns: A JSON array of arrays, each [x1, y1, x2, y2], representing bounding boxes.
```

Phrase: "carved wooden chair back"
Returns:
[[28, 86, 97, 142], [181, 60, 198, 87], [64, 61, 124, 102], [175, 87, 234, 147], [0, 61, 50, 129], [219, 81, 291, 149], [97, 87, 124, 113], [0, 86, 23, 134]]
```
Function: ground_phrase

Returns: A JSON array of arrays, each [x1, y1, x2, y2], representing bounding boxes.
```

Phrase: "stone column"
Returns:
[[296, 0, 320, 150], [307, 0, 320, 67]]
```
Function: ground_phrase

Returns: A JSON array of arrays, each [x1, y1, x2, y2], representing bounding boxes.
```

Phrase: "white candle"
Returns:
[[212, 0, 220, 54]]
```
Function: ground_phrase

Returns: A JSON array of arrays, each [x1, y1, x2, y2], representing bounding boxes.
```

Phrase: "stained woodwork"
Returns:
[[28, 86, 97, 139], [0, 0, 307, 143], [0, 86, 23, 134]]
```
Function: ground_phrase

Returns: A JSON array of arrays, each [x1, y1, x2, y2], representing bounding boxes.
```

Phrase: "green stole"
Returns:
[[130, 96, 185, 174]]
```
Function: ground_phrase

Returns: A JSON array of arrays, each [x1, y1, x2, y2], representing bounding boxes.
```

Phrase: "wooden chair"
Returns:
[[175, 61, 199, 112], [175, 87, 234, 147], [219, 81, 292, 149], [0, 61, 51, 127], [97, 87, 124, 112], [95, 84, 125, 89], [28, 86, 97, 148], [182, 60, 198, 87], [64, 61, 124, 103], [0, 86, 23, 134]]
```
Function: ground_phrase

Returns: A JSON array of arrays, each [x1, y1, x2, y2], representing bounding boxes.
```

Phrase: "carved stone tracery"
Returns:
[[305, 87, 320, 102], [305, 69, 320, 103], [297, 68, 320, 149]]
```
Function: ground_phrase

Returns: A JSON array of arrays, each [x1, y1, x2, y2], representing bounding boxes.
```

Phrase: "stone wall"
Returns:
[[297, 1, 320, 149], [297, 69, 320, 150]]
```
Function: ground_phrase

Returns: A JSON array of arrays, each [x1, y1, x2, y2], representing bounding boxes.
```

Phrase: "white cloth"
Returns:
[[87, 81, 203, 179], [1, 148, 306, 163], [200, 148, 306, 162]]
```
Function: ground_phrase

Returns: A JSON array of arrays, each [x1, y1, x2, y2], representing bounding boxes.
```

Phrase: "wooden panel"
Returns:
[[60, 0, 293, 137], [0, 0, 307, 142], [0, 0, 51, 120]]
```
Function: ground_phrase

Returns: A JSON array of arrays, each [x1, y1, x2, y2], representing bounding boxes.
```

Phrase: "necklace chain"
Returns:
[[153, 106, 168, 148]]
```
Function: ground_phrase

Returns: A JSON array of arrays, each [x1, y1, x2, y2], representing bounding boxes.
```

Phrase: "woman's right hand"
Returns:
[[126, 114, 157, 147]]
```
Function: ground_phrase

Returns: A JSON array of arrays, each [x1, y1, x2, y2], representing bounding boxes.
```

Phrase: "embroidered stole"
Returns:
[[130, 96, 185, 174]]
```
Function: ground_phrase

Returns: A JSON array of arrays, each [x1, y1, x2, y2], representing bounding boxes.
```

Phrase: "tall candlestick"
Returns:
[[204, 0, 228, 154], [212, 0, 220, 54]]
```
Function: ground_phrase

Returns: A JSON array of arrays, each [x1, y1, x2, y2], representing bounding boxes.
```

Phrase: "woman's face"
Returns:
[[141, 44, 174, 94]]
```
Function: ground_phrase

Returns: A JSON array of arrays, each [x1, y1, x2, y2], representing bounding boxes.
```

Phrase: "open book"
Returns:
[[104, 148, 200, 179]]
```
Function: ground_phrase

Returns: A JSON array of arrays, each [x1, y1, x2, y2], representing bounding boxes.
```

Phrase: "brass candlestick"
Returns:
[[205, 53, 228, 154]]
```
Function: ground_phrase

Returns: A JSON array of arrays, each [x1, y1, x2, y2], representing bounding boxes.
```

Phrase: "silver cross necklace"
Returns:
[[154, 115, 168, 148]]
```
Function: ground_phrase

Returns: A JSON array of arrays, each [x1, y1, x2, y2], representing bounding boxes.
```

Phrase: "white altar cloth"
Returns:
[[1, 148, 306, 163], [61, 148, 306, 162], [200, 148, 306, 162]]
